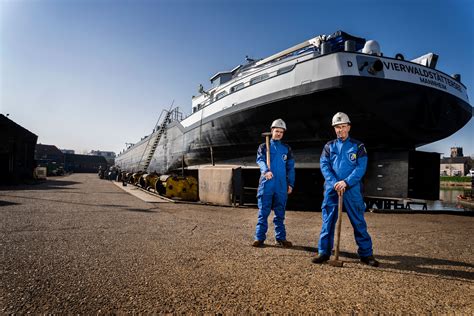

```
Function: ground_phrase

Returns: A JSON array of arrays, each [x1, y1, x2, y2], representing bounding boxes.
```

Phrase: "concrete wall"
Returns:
[[198, 166, 235, 205]]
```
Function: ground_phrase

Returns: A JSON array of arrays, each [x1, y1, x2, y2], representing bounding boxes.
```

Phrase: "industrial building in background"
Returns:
[[35, 144, 108, 174], [89, 150, 115, 166], [35, 144, 65, 176], [64, 153, 107, 173], [440, 147, 473, 176], [0, 114, 38, 184], [60, 149, 75, 154]]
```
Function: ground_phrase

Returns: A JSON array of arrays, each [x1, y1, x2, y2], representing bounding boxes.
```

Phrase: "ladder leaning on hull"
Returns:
[[138, 105, 175, 172]]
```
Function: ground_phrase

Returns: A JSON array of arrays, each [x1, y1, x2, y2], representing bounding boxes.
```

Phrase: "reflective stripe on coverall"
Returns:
[[318, 137, 373, 257], [254, 139, 295, 241]]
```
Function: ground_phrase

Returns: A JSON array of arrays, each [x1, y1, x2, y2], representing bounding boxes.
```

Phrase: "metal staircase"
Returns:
[[138, 107, 174, 172]]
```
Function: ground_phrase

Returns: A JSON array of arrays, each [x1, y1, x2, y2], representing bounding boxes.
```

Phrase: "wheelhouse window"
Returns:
[[277, 65, 294, 75], [215, 91, 227, 100], [230, 82, 245, 93], [250, 73, 269, 85]]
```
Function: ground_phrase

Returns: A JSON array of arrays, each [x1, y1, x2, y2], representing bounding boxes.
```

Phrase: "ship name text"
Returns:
[[382, 61, 462, 93]]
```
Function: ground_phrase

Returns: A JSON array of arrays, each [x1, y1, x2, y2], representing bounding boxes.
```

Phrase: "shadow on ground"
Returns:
[[0, 194, 159, 213], [126, 207, 159, 213], [337, 250, 474, 280], [255, 244, 473, 280], [0, 200, 21, 207], [0, 179, 80, 191], [262, 244, 318, 253]]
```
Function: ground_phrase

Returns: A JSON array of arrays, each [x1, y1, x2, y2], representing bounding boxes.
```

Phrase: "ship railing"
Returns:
[[168, 107, 184, 123], [193, 32, 368, 113], [194, 54, 303, 111]]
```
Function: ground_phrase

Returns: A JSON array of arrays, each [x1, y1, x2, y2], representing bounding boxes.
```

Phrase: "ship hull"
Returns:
[[117, 74, 471, 174], [116, 52, 472, 173]]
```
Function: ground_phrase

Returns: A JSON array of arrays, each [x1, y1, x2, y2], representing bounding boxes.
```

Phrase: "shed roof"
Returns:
[[35, 144, 64, 158], [0, 114, 37, 140]]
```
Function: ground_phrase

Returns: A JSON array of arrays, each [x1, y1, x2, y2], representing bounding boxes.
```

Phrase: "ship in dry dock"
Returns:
[[115, 30, 472, 200]]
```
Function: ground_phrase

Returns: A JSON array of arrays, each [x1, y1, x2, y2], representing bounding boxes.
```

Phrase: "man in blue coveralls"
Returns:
[[312, 112, 379, 266], [252, 119, 295, 248]]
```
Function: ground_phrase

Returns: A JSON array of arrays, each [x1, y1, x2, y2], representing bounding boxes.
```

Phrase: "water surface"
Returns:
[[422, 187, 473, 212]]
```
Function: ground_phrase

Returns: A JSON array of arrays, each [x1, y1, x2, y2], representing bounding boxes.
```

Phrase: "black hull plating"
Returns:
[[120, 76, 472, 174]]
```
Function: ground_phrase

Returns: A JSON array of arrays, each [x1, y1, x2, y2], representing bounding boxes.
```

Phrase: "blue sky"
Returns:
[[1, 0, 473, 157]]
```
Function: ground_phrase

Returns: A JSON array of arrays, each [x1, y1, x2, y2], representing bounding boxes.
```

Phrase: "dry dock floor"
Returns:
[[1, 174, 473, 313]]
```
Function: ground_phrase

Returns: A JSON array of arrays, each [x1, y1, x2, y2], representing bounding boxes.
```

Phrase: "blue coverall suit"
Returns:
[[318, 137, 373, 257], [254, 139, 295, 241]]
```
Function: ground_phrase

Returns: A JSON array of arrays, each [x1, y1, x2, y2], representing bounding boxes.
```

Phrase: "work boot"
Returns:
[[252, 240, 264, 247], [360, 256, 380, 267], [311, 254, 330, 264], [276, 239, 293, 248]]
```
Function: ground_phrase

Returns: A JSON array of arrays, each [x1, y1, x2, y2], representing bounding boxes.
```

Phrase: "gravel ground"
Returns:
[[1, 173, 473, 313]]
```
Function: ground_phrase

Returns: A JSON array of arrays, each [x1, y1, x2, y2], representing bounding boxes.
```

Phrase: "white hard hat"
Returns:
[[271, 118, 287, 130], [362, 40, 381, 56], [332, 112, 351, 126]]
